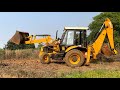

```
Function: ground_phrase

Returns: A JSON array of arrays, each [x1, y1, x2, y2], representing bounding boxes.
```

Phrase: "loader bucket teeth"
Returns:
[[9, 31, 29, 44]]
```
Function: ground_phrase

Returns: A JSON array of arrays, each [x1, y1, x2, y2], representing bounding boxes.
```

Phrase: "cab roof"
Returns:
[[64, 27, 88, 30]]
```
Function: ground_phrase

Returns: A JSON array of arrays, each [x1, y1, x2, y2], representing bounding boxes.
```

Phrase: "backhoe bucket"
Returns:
[[9, 31, 29, 44], [101, 43, 113, 56]]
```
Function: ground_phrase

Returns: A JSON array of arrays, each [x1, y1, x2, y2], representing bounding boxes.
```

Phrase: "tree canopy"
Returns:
[[4, 41, 35, 50], [88, 12, 120, 47]]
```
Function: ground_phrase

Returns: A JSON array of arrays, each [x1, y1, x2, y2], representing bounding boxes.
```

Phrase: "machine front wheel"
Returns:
[[40, 53, 51, 64]]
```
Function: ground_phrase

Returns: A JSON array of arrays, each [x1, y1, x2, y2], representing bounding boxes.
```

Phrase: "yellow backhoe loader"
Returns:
[[9, 18, 117, 67]]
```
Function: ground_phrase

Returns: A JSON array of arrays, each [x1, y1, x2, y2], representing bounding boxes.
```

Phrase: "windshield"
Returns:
[[66, 31, 74, 45], [60, 30, 66, 45], [61, 30, 74, 45]]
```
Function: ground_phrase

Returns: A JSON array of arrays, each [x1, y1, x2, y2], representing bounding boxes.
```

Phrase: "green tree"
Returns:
[[88, 12, 120, 47], [4, 41, 35, 50]]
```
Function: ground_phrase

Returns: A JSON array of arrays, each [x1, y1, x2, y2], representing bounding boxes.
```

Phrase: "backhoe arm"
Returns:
[[105, 19, 117, 54], [85, 18, 117, 65]]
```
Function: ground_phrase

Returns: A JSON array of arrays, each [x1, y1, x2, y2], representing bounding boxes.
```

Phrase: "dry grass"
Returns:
[[0, 49, 39, 60]]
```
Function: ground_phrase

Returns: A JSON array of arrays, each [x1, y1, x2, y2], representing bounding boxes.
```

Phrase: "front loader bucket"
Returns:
[[9, 30, 29, 45]]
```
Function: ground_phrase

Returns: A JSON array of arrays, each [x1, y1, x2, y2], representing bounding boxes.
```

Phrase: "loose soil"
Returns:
[[0, 53, 120, 78]]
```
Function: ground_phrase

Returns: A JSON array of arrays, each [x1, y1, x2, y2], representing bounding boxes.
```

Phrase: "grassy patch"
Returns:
[[61, 69, 120, 78]]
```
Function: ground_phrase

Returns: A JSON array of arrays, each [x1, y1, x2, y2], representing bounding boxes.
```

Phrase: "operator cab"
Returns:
[[60, 27, 88, 48]]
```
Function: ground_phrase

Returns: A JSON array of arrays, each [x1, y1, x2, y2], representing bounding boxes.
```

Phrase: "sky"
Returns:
[[0, 12, 100, 49]]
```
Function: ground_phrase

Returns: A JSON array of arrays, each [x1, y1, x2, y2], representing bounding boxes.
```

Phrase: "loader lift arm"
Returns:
[[9, 30, 54, 45], [85, 18, 117, 65], [24, 34, 53, 45]]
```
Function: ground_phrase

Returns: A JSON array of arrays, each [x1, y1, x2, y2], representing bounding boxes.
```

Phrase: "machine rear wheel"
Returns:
[[40, 53, 51, 64], [64, 49, 85, 67]]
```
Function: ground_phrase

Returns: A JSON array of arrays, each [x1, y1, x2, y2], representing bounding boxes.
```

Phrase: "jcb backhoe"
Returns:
[[9, 18, 117, 67]]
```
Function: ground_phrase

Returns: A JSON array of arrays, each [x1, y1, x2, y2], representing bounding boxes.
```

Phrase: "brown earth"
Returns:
[[0, 53, 120, 78]]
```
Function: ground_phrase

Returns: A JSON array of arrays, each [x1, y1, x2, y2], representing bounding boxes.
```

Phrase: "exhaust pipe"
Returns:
[[9, 30, 29, 45]]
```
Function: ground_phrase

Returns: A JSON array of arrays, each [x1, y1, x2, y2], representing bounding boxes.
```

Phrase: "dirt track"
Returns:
[[0, 53, 120, 78]]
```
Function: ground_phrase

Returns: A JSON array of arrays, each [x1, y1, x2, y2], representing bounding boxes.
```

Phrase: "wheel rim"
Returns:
[[43, 55, 49, 62], [69, 53, 80, 65]]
